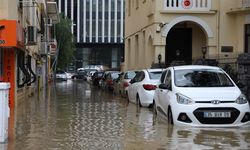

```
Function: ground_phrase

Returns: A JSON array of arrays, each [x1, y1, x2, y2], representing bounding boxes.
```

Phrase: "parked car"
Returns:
[[105, 71, 120, 91], [71, 70, 87, 79], [55, 70, 68, 81], [153, 65, 250, 127], [127, 69, 163, 107], [65, 72, 74, 79], [92, 71, 105, 86], [71, 69, 97, 80], [113, 70, 138, 97]]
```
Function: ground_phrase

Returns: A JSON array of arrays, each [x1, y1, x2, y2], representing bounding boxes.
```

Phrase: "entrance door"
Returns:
[[165, 28, 192, 66]]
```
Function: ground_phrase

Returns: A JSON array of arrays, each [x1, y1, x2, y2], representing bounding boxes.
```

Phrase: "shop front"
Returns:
[[0, 20, 24, 108]]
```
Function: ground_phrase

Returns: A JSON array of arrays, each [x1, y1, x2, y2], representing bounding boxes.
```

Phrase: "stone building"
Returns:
[[124, 0, 250, 70]]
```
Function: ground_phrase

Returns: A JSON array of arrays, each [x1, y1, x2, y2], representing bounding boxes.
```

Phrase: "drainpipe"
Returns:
[[216, 1, 221, 60], [44, 0, 48, 88]]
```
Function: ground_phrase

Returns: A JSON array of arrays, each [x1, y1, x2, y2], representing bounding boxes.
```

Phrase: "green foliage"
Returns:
[[55, 14, 75, 70]]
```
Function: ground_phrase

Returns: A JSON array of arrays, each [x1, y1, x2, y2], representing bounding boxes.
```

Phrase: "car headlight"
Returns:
[[176, 93, 194, 105], [235, 94, 248, 104]]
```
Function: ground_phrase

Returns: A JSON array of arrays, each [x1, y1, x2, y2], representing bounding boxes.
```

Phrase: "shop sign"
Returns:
[[0, 39, 5, 45], [0, 20, 24, 48]]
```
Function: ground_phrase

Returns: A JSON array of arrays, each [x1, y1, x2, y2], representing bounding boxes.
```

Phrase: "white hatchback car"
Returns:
[[127, 69, 163, 107], [153, 65, 250, 127]]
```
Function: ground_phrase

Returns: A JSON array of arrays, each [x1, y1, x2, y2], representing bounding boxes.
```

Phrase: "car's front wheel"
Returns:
[[168, 108, 173, 125]]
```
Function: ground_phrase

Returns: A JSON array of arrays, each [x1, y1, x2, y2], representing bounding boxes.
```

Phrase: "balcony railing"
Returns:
[[242, 0, 250, 8], [164, 0, 211, 11]]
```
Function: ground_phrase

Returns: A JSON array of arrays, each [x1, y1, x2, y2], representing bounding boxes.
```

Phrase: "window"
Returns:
[[136, 0, 139, 9], [164, 71, 172, 90], [174, 69, 234, 87], [124, 71, 137, 79], [160, 70, 167, 83], [148, 71, 163, 80], [132, 71, 145, 83], [245, 24, 250, 53]]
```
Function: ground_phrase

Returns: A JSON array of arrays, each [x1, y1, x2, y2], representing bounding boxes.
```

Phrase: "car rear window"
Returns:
[[148, 71, 162, 80], [174, 69, 234, 87]]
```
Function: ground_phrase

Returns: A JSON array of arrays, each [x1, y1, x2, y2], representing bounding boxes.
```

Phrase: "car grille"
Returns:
[[193, 107, 240, 124], [195, 101, 235, 104]]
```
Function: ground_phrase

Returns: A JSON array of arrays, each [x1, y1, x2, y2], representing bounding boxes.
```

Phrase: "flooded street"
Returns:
[[3, 80, 250, 150]]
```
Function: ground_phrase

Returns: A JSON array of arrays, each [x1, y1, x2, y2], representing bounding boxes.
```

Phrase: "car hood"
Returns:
[[175, 87, 241, 101]]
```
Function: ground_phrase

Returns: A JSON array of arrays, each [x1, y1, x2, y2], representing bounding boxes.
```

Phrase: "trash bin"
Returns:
[[0, 83, 10, 143]]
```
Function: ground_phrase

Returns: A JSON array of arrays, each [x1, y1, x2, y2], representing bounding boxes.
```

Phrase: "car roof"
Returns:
[[144, 68, 164, 72], [171, 65, 221, 70]]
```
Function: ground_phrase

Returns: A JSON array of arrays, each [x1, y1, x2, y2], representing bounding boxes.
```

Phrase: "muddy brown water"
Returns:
[[2, 80, 250, 150]]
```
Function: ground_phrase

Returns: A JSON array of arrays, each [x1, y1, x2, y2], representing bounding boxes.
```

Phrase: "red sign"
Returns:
[[182, 0, 193, 9], [3, 48, 15, 108], [0, 20, 24, 48]]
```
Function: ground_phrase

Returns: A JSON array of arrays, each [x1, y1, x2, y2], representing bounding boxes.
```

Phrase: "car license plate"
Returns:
[[203, 111, 231, 118]]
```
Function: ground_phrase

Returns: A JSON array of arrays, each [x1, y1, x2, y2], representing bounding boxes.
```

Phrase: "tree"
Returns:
[[54, 14, 75, 71]]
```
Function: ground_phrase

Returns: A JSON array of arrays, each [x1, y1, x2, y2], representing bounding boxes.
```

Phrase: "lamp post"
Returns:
[[158, 54, 162, 68], [202, 46, 207, 59]]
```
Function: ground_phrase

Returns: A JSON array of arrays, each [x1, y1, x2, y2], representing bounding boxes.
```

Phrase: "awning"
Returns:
[[47, 1, 60, 23]]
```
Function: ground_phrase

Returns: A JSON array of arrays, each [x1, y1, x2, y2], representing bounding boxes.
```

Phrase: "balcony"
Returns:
[[242, 0, 250, 8], [227, 0, 250, 14], [164, 0, 211, 11]]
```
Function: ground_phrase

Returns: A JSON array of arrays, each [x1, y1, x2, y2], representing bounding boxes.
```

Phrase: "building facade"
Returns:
[[56, 0, 124, 71], [124, 0, 250, 70], [0, 0, 58, 107]]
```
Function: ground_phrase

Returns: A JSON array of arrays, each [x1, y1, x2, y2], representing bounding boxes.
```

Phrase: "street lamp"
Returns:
[[202, 46, 207, 59], [158, 54, 162, 68]]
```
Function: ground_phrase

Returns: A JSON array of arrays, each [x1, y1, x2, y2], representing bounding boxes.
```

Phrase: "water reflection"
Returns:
[[4, 80, 250, 150]]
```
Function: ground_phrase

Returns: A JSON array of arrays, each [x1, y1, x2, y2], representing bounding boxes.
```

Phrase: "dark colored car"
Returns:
[[92, 71, 104, 86], [71, 70, 87, 79]]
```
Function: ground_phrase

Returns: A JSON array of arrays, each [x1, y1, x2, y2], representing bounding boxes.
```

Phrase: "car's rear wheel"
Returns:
[[137, 94, 142, 107], [168, 108, 173, 125], [126, 91, 130, 102]]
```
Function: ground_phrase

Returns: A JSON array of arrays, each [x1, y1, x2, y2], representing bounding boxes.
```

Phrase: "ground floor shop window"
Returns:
[[245, 24, 250, 53]]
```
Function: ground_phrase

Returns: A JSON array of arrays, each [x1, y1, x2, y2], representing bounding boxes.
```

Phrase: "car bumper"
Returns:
[[172, 103, 250, 127], [139, 91, 154, 107]]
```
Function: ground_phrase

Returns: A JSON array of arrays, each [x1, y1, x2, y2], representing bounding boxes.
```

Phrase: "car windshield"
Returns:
[[124, 71, 137, 79], [111, 72, 120, 79], [148, 71, 162, 80], [174, 69, 234, 87]]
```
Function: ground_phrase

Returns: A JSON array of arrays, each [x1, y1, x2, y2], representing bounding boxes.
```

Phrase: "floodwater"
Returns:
[[2, 80, 250, 150]]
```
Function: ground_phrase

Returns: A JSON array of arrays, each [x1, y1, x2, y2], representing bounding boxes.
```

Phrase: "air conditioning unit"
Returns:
[[26, 26, 37, 45]]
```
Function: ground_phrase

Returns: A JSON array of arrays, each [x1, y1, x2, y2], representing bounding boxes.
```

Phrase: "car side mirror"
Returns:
[[159, 83, 169, 90]]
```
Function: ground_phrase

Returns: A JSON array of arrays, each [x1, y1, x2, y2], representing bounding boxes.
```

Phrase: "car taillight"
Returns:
[[107, 80, 113, 85], [143, 84, 157, 90], [123, 82, 129, 88]]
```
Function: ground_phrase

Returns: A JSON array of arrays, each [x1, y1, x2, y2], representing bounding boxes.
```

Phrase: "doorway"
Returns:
[[165, 28, 192, 66]]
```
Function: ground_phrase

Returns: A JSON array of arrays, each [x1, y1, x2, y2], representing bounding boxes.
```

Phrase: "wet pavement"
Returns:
[[2, 80, 250, 150]]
